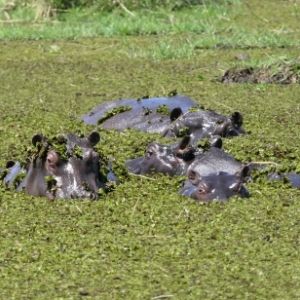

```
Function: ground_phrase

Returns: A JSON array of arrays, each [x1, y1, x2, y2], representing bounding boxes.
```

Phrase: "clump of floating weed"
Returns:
[[156, 104, 170, 115], [97, 106, 132, 124], [48, 137, 69, 160], [72, 144, 83, 159], [189, 105, 205, 112], [177, 126, 190, 137], [12, 172, 26, 189], [197, 138, 212, 151]]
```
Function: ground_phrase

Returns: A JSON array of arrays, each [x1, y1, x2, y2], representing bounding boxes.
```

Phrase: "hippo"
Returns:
[[125, 136, 222, 176], [82, 95, 197, 135], [1, 132, 114, 200], [179, 147, 250, 202], [82, 95, 244, 145], [180, 169, 250, 202], [162, 110, 245, 145]]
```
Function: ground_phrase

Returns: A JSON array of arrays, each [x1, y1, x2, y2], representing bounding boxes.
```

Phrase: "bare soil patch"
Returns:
[[220, 64, 300, 84]]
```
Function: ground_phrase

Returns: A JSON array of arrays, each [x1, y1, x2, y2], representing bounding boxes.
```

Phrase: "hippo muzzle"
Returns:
[[180, 170, 249, 202], [18, 132, 105, 200]]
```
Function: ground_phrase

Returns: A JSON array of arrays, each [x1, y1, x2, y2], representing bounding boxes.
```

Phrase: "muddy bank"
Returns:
[[220, 63, 300, 84]]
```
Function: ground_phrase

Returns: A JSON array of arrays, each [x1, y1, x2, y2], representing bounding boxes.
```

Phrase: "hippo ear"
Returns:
[[6, 161, 15, 168], [237, 165, 250, 179], [88, 132, 100, 145], [170, 107, 183, 121], [231, 112, 243, 127], [32, 134, 44, 147], [176, 136, 195, 161], [182, 149, 196, 162]]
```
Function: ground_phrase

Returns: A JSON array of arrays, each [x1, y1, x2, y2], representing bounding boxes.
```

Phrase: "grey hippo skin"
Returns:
[[126, 137, 250, 202], [162, 110, 245, 145], [81, 95, 196, 134], [81, 95, 244, 144], [180, 147, 250, 202], [1, 132, 107, 200], [125, 136, 222, 176]]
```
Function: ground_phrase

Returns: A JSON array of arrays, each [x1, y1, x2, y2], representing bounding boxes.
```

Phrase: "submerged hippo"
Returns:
[[162, 110, 244, 145], [126, 137, 250, 201], [82, 95, 244, 144], [125, 136, 222, 176], [180, 168, 250, 202], [1, 132, 114, 200], [180, 147, 250, 202], [82, 95, 196, 134]]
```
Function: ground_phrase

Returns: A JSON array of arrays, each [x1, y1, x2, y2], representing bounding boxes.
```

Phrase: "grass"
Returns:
[[0, 1, 299, 60], [0, 3, 234, 38], [1, 0, 300, 299]]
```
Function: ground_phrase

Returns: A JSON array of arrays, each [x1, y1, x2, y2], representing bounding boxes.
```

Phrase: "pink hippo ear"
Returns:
[[170, 107, 183, 121], [45, 151, 60, 175], [88, 131, 100, 146], [32, 134, 44, 147]]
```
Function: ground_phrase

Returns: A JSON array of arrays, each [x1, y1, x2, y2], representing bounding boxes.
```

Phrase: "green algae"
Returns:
[[1, 2, 300, 298], [97, 105, 132, 124], [156, 104, 170, 115]]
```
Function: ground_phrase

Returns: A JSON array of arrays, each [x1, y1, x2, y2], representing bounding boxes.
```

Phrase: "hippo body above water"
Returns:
[[82, 95, 197, 134], [125, 136, 222, 176], [126, 136, 250, 202], [180, 170, 249, 202], [1, 132, 114, 200], [82, 95, 245, 144], [180, 147, 250, 202], [163, 110, 245, 144]]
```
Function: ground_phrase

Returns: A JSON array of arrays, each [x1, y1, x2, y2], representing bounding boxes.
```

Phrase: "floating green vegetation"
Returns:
[[177, 126, 190, 137], [1, 1, 300, 297], [189, 105, 204, 112], [156, 104, 170, 115], [197, 137, 213, 151], [97, 105, 132, 124], [72, 144, 83, 159]]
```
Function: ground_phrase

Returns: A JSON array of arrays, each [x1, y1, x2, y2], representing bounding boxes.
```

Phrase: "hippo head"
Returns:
[[24, 131, 103, 200], [180, 166, 249, 202], [163, 108, 245, 143], [125, 136, 196, 176], [214, 112, 245, 137]]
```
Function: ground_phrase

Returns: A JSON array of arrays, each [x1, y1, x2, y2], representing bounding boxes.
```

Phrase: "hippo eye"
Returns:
[[188, 170, 197, 181]]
